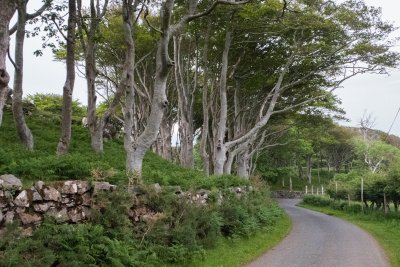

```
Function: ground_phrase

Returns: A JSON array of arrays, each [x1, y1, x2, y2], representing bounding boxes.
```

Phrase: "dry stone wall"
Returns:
[[0, 174, 116, 235], [1, 174, 253, 235]]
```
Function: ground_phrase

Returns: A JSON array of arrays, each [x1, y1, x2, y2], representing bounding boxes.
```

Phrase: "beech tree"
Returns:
[[76, 0, 109, 153], [207, 0, 399, 177], [56, 0, 77, 155], [11, 0, 52, 151], [0, 0, 16, 126], [125, 0, 249, 178]]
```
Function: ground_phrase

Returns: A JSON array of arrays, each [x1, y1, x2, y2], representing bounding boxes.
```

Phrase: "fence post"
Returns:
[[290, 177, 292, 192], [312, 185, 314, 195], [321, 185, 324, 195], [305, 185, 308, 195]]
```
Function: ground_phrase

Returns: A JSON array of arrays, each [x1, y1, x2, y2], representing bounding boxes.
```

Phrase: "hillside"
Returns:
[[0, 106, 247, 190], [0, 107, 288, 267]]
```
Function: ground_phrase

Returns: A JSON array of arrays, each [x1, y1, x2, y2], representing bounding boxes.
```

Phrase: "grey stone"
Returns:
[[80, 192, 91, 206], [0, 199, 7, 208], [0, 210, 3, 223], [43, 187, 61, 202], [34, 181, 45, 191], [31, 190, 43, 201], [33, 203, 52, 213], [67, 207, 89, 223], [76, 181, 91, 194], [0, 174, 22, 191], [61, 181, 78, 194], [47, 208, 69, 223], [5, 211, 15, 224], [16, 207, 26, 214], [19, 212, 42, 225], [0, 190, 4, 197], [151, 183, 162, 193], [93, 182, 116, 193], [14, 190, 30, 207]]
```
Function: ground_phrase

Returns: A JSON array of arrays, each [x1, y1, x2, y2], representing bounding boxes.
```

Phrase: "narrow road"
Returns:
[[246, 199, 389, 267]]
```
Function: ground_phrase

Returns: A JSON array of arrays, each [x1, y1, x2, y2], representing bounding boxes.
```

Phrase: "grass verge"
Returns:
[[299, 203, 400, 267], [175, 213, 291, 267]]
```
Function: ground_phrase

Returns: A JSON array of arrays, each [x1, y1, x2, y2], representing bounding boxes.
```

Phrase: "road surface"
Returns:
[[246, 199, 389, 267]]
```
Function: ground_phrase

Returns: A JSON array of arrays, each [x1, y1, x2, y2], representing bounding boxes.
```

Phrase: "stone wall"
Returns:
[[0, 174, 116, 235], [272, 190, 304, 199], [1, 174, 253, 235]]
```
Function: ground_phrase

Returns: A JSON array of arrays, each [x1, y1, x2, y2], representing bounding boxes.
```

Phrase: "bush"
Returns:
[[302, 195, 333, 207]]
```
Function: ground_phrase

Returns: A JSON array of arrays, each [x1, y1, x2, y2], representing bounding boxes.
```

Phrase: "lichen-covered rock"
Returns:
[[80, 192, 91, 206], [31, 189, 43, 201], [34, 181, 45, 191], [67, 206, 90, 223], [19, 212, 41, 225], [16, 207, 26, 214], [93, 182, 116, 193], [61, 181, 78, 194], [33, 202, 52, 213], [76, 181, 91, 194], [43, 187, 61, 202], [0, 174, 22, 191], [14, 190, 30, 207], [47, 208, 69, 223]]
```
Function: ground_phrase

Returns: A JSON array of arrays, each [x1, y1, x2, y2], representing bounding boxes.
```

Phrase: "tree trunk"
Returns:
[[156, 117, 172, 160], [78, 0, 110, 153], [213, 30, 231, 175], [173, 36, 195, 169], [121, 0, 137, 179], [237, 150, 250, 178], [12, 0, 34, 150], [307, 155, 312, 184], [57, 0, 76, 155], [200, 19, 211, 176], [0, 0, 16, 126]]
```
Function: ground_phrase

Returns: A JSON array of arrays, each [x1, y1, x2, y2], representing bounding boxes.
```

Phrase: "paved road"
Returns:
[[246, 199, 389, 267]]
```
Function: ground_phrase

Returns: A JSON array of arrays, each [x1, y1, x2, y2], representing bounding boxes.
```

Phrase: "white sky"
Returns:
[[6, 1, 400, 136]]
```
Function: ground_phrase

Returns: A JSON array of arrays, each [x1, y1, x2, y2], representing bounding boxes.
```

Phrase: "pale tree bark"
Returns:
[[0, 0, 16, 126], [77, 0, 110, 153], [213, 30, 231, 175], [12, 0, 34, 150], [200, 19, 211, 175], [306, 154, 312, 184], [11, 0, 50, 149], [120, 0, 138, 180], [127, 0, 248, 177], [237, 149, 250, 177], [173, 35, 196, 169], [57, 0, 77, 155], [156, 117, 172, 160]]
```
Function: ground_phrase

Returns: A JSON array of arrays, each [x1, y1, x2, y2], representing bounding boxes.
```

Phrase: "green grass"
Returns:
[[0, 109, 249, 190], [300, 203, 400, 267], [169, 213, 291, 267]]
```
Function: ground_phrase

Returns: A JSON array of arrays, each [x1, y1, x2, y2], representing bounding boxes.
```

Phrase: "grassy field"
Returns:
[[300, 203, 400, 267]]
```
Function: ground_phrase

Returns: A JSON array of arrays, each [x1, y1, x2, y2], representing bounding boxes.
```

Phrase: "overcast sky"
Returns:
[[6, 1, 400, 135]]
